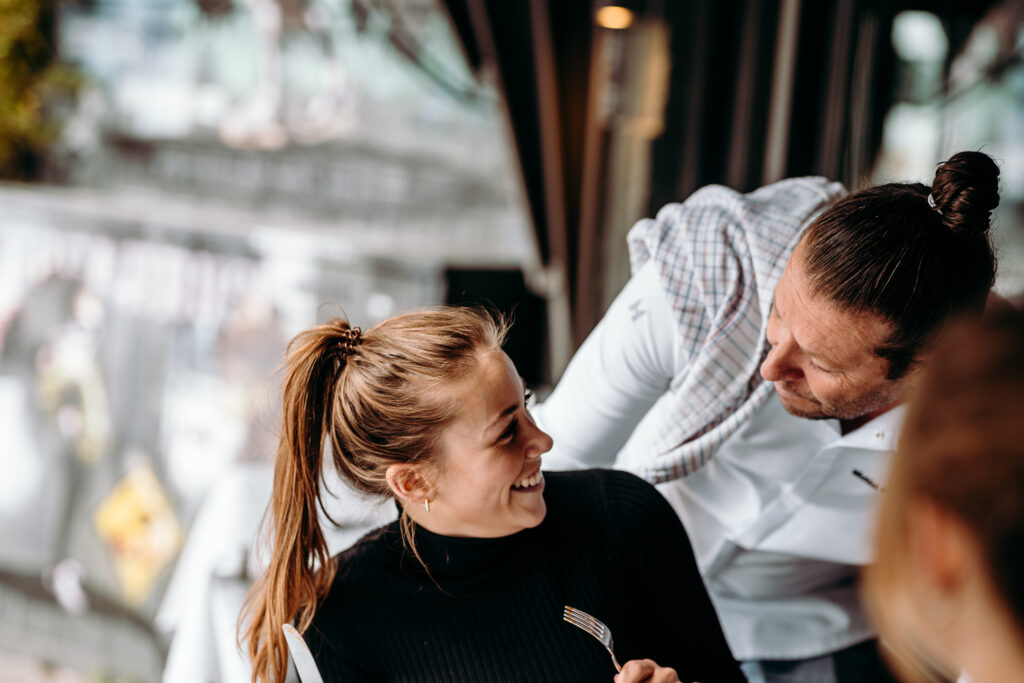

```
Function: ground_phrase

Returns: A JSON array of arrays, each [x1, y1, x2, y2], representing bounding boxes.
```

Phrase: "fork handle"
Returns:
[[609, 650, 622, 673]]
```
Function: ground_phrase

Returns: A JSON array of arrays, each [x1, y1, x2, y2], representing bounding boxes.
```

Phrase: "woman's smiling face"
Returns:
[[422, 348, 553, 538]]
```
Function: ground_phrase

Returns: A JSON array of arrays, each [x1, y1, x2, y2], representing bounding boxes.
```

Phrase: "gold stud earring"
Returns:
[[424, 498, 430, 513]]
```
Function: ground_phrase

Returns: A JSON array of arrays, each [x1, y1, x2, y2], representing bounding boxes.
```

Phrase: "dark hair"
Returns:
[[866, 309, 1024, 681], [239, 306, 508, 683], [801, 151, 1000, 379]]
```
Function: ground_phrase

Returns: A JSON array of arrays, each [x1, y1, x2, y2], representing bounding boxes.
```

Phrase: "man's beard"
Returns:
[[774, 382, 894, 422]]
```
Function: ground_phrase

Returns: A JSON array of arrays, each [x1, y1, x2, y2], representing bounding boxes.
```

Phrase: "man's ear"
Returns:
[[385, 463, 432, 504]]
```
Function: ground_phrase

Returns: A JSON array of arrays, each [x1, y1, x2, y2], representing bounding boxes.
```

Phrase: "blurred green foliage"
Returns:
[[0, 0, 82, 180]]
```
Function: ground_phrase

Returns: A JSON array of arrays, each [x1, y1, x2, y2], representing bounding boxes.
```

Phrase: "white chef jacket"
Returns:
[[534, 181, 903, 660]]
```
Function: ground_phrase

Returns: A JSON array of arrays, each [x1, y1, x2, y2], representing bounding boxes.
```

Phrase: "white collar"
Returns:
[[832, 404, 907, 451]]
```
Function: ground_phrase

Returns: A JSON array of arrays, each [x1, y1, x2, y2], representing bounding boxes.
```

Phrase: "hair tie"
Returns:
[[336, 326, 362, 358], [927, 193, 943, 216]]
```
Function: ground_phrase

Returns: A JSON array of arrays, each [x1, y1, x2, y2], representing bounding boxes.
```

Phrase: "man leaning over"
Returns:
[[534, 151, 1002, 683]]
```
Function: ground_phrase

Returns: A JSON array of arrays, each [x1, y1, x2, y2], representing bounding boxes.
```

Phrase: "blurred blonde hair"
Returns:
[[238, 306, 508, 683], [865, 309, 1024, 682]]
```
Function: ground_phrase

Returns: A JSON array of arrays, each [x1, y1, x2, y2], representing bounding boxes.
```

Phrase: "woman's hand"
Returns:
[[614, 659, 681, 683]]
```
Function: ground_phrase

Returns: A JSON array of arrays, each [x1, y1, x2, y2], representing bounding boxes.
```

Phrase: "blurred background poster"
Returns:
[[0, 0, 1020, 681]]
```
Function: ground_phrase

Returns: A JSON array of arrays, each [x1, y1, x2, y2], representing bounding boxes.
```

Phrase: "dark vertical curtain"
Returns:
[[441, 0, 598, 351], [650, 0, 900, 208], [439, 0, 1001, 357]]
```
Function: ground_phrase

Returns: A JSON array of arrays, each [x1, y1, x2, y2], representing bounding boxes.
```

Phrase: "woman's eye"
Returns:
[[501, 419, 519, 442]]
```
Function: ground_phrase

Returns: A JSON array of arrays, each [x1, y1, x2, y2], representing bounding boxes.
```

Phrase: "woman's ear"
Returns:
[[385, 463, 432, 504]]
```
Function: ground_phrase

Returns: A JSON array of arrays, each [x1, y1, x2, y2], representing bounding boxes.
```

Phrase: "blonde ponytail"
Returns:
[[240, 308, 507, 682]]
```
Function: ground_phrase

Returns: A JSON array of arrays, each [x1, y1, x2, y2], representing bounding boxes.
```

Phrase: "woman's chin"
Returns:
[[513, 498, 547, 532]]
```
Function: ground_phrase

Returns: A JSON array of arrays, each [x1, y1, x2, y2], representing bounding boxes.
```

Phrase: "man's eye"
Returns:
[[524, 389, 535, 407]]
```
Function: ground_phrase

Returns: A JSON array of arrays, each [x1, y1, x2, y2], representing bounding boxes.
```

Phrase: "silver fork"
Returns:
[[563, 605, 622, 672]]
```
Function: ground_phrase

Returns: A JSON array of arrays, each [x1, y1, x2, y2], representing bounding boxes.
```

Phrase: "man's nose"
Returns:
[[760, 339, 800, 382]]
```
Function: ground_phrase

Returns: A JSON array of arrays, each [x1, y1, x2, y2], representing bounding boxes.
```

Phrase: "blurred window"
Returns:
[[873, 6, 1024, 298]]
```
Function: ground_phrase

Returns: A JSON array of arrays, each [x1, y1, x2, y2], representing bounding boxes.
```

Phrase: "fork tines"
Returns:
[[562, 606, 606, 639], [563, 605, 622, 673]]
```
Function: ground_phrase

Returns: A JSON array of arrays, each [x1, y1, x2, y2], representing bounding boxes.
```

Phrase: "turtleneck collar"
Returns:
[[381, 514, 545, 587]]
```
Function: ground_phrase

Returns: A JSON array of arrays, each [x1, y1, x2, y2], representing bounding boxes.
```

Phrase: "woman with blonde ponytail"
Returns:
[[240, 306, 742, 683]]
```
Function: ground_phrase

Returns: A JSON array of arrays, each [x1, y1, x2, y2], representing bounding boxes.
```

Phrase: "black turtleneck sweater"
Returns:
[[305, 469, 743, 682]]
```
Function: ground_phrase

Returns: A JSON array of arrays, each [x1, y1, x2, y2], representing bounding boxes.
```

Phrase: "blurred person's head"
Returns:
[[865, 309, 1024, 683], [761, 151, 999, 427], [240, 306, 552, 683]]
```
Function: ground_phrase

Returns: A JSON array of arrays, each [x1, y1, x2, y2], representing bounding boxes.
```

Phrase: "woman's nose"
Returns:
[[524, 419, 553, 459]]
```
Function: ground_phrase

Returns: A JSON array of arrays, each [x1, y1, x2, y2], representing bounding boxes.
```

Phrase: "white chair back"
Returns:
[[282, 624, 325, 683]]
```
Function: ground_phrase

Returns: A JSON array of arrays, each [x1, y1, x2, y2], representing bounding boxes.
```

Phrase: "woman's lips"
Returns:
[[511, 470, 544, 491]]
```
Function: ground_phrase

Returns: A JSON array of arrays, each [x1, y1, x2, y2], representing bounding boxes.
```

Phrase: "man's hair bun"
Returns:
[[930, 151, 1000, 237]]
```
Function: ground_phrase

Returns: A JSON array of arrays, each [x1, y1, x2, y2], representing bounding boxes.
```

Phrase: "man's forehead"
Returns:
[[776, 258, 892, 365]]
